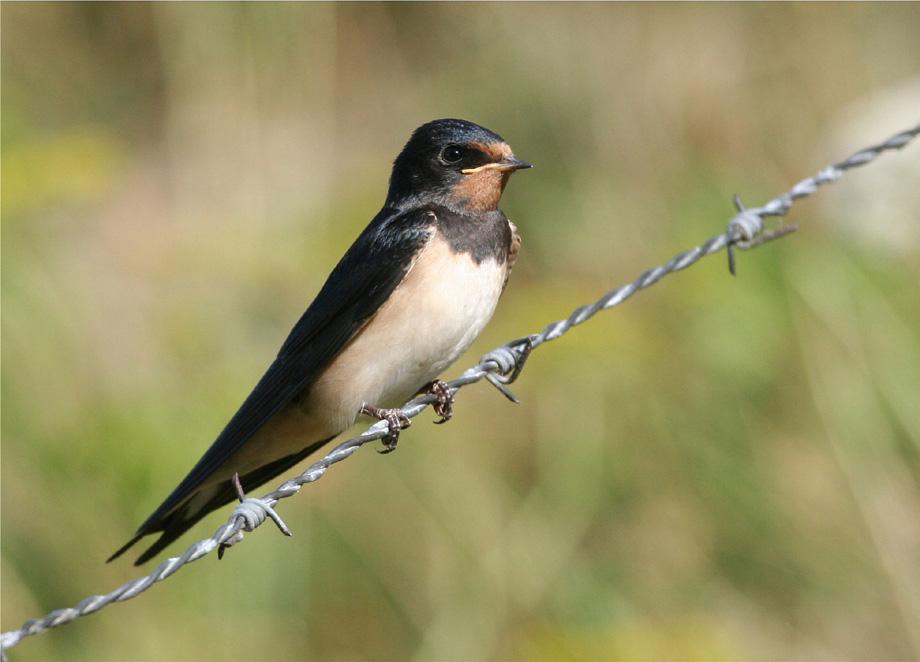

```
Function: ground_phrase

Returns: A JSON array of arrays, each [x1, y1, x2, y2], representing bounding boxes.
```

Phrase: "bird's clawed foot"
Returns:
[[425, 379, 454, 424], [361, 403, 412, 453]]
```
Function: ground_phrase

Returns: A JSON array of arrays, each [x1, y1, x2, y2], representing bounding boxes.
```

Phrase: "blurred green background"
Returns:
[[3, 3, 920, 661]]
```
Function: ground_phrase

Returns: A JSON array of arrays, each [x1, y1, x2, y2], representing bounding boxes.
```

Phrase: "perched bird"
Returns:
[[109, 119, 531, 565]]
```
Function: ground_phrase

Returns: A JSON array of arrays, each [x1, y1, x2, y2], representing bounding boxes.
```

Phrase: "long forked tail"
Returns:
[[108, 437, 333, 566]]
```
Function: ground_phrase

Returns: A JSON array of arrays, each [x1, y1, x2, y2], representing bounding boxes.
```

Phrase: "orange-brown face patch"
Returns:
[[452, 141, 516, 211], [452, 167, 510, 212], [469, 141, 514, 164]]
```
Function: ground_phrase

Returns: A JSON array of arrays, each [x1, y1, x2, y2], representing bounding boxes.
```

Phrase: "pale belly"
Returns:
[[191, 232, 508, 487], [305, 233, 507, 433]]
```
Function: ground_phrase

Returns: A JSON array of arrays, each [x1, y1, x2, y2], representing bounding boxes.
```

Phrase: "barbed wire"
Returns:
[[2, 120, 918, 660]]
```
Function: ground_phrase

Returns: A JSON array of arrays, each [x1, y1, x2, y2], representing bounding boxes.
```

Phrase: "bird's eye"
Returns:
[[441, 145, 464, 164]]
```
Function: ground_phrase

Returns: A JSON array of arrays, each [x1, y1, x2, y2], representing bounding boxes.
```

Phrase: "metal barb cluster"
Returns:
[[2, 120, 918, 659]]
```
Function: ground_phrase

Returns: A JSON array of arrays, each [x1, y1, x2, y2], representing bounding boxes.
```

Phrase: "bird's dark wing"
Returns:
[[109, 207, 435, 563], [113, 435, 335, 566]]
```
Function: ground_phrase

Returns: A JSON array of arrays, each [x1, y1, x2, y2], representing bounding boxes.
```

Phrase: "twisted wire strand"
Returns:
[[2, 120, 917, 658]]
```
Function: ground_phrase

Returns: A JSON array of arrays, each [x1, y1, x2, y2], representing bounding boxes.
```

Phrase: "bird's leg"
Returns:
[[360, 403, 412, 453], [425, 379, 454, 424]]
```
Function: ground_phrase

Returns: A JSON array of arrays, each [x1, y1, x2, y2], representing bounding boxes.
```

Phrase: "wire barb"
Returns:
[[481, 336, 535, 403], [727, 194, 764, 275], [218, 474, 292, 559], [2, 120, 918, 657]]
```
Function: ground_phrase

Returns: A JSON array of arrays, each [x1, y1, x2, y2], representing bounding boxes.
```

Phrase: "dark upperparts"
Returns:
[[386, 119, 531, 212]]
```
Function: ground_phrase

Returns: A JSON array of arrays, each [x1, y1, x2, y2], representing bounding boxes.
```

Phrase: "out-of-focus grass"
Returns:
[[2, 3, 920, 661]]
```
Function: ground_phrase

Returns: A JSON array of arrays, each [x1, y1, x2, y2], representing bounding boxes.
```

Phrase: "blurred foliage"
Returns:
[[3, 3, 920, 661]]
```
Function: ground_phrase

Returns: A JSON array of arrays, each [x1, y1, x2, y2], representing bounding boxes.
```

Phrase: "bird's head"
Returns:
[[387, 119, 531, 212]]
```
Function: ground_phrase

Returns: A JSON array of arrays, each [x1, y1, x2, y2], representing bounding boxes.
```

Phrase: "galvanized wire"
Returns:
[[2, 120, 918, 659]]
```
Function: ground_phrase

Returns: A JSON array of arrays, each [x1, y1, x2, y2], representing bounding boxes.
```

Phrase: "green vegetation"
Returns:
[[3, 4, 920, 660]]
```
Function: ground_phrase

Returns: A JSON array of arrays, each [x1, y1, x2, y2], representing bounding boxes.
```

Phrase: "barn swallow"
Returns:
[[109, 119, 531, 565]]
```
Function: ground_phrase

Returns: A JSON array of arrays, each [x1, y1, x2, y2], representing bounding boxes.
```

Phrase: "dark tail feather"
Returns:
[[107, 532, 145, 563], [108, 437, 334, 566]]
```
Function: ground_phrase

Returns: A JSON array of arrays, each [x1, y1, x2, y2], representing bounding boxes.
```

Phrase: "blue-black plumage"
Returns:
[[109, 119, 530, 565]]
